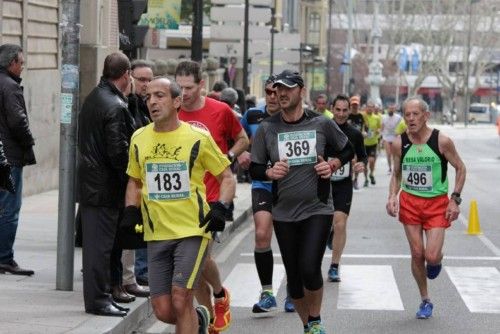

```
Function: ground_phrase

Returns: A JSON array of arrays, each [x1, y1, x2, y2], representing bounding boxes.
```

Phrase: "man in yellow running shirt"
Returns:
[[123, 77, 236, 333], [362, 99, 382, 187]]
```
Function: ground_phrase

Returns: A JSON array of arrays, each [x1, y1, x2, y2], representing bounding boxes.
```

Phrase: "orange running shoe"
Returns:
[[213, 287, 231, 331]]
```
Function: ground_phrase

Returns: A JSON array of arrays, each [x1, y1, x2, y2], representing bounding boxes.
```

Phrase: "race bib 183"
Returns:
[[277, 130, 317, 166], [146, 162, 190, 200], [402, 164, 433, 192]]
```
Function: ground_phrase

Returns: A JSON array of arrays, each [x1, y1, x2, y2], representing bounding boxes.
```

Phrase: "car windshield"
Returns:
[[469, 106, 487, 113]]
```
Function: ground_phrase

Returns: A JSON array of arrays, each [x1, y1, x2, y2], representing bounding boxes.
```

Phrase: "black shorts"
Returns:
[[365, 144, 378, 158], [252, 188, 272, 214], [331, 178, 353, 215]]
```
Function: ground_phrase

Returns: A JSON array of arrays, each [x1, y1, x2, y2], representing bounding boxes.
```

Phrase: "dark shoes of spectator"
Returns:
[[111, 301, 130, 312], [86, 304, 127, 317], [124, 283, 150, 298], [0, 260, 34, 276], [112, 286, 136, 303]]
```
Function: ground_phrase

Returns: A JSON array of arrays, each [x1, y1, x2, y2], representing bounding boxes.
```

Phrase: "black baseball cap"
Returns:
[[273, 70, 304, 88]]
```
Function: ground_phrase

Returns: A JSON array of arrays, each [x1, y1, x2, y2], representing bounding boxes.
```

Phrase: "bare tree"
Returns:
[[330, 0, 500, 112]]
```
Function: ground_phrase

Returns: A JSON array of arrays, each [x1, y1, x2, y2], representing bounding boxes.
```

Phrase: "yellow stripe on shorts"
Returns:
[[186, 237, 209, 289]]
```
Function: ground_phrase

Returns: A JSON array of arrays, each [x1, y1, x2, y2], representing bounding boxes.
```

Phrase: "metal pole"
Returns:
[[270, 3, 276, 75], [191, 0, 203, 62], [464, 0, 473, 127], [497, 69, 500, 104], [243, 0, 250, 94], [299, 45, 303, 76], [57, 0, 80, 291], [343, 0, 354, 94], [326, 0, 333, 96]]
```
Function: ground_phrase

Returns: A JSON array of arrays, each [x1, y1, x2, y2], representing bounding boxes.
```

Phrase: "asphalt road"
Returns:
[[137, 123, 500, 334]]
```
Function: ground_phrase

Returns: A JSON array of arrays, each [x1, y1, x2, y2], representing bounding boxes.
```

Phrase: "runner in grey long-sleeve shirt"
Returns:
[[249, 70, 354, 334]]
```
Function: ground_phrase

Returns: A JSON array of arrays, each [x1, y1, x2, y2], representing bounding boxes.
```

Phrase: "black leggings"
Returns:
[[273, 214, 332, 299]]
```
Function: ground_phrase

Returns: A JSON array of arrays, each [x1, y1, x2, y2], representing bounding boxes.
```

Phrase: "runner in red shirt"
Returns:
[[175, 60, 249, 333]]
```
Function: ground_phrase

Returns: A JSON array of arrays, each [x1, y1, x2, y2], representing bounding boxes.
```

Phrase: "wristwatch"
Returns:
[[227, 151, 235, 162], [450, 192, 462, 205]]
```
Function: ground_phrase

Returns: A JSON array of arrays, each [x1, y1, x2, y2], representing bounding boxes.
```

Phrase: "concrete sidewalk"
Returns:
[[0, 182, 252, 334]]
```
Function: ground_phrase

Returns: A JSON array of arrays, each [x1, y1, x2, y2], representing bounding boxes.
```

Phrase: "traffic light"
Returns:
[[118, 0, 148, 57]]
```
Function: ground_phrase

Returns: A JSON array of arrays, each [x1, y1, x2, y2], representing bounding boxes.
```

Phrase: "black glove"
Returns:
[[120, 206, 142, 232], [0, 163, 15, 194], [199, 201, 228, 233]]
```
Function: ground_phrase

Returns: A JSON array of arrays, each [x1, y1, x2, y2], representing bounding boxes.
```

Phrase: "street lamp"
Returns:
[[270, 2, 278, 75], [326, 0, 333, 96]]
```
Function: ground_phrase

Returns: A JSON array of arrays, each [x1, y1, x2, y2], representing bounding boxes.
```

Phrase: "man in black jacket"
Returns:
[[126, 59, 153, 289], [0, 44, 36, 276], [77, 52, 132, 317]]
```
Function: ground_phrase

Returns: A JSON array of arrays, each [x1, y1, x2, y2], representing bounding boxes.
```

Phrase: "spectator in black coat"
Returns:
[[0, 44, 36, 277], [77, 52, 133, 317]]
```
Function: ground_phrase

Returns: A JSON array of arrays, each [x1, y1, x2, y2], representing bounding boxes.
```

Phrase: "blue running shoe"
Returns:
[[326, 229, 334, 250], [426, 263, 442, 279], [308, 320, 326, 334], [196, 305, 210, 334], [416, 300, 433, 319], [252, 291, 277, 316], [327, 266, 340, 282], [284, 295, 295, 312]]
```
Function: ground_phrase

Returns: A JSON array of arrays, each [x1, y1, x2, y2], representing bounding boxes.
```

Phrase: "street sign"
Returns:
[[210, 41, 269, 58], [211, 25, 270, 40], [211, 6, 272, 23], [211, 0, 273, 6]]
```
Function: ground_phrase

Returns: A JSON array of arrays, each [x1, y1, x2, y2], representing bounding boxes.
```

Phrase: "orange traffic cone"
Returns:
[[467, 200, 482, 235]]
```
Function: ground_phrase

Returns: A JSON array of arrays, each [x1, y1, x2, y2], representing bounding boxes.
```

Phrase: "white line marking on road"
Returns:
[[216, 224, 253, 264], [239, 253, 500, 261], [223, 263, 286, 307], [337, 265, 404, 311], [446, 266, 500, 313], [458, 213, 500, 256]]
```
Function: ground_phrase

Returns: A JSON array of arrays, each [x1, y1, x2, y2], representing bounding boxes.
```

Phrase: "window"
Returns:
[[308, 12, 320, 45]]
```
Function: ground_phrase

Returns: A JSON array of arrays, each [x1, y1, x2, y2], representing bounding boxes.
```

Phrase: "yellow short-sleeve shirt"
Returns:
[[127, 122, 230, 241]]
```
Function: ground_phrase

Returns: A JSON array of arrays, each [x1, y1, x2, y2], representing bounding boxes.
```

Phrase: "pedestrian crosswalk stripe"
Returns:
[[446, 266, 500, 313], [239, 253, 500, 261], [223, 263, 286, 307], [222, 262, 500, 314], [337, 265, 404, 311]]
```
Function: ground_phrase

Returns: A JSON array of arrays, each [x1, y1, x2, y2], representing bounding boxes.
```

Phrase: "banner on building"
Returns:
[[309, 68, 326, 91], [139, 0, 181, 30]]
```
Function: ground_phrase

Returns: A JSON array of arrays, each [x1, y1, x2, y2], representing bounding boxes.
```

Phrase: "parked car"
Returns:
[[468, 103, 494, 123]]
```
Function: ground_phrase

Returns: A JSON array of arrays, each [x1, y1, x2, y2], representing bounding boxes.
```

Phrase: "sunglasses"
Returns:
[[265, 89, 277, 96]]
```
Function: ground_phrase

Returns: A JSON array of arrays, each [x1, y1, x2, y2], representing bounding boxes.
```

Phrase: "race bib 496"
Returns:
[[402, 164, 433, 192]]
